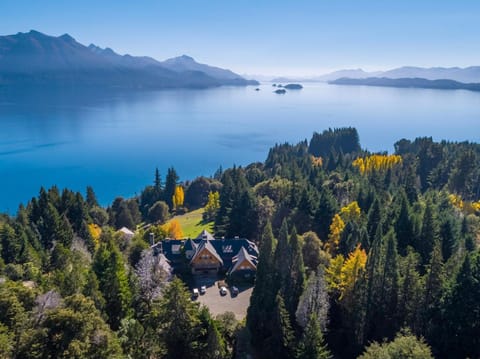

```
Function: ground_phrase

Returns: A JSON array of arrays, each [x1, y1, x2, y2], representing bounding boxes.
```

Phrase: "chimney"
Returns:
[[149, 232, 155, 246]]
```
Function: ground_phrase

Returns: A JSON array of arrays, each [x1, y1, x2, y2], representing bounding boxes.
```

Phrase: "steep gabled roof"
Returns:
[[195, 229, 215, 241], [184, 238, 199, 252], [190, 239, 223, 265], [229, 246, 257, 274]]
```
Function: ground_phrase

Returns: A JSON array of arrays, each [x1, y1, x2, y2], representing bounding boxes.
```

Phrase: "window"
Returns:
[[222, 245, 233, 253]]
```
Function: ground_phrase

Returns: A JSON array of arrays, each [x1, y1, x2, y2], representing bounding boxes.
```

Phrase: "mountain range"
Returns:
[[272, 66, 480, 83], [0, 30, 258, 89], [330, 77, 480, 92]]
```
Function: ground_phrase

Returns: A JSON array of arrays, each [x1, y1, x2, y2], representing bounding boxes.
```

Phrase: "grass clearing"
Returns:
[[170, 207, 214, 238]]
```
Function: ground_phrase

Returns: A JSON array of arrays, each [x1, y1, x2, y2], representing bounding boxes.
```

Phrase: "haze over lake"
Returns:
[[1, 82, 479, 212]]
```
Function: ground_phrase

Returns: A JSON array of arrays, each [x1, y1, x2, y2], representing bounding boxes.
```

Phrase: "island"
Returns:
[[329, 77, 480, 92], [284, 83, 303, 90], [274, 89, 286, 94]]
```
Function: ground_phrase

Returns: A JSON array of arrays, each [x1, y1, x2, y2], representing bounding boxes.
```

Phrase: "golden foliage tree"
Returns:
[[325, 254, 345, 292], [339, 244, 367, 300], [326, 214, 345, 255], [172, 185, 184, 209], [353, 154, 402, 175], [340, 201, 362, 223], [160, 219, 184, 239], [325, 245, 367, 300], [204, 191, 220, 221], [87, 223, 102, 249]]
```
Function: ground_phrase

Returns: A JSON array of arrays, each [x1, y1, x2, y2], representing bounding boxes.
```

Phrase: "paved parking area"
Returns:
[[192, 275, 253, 320]]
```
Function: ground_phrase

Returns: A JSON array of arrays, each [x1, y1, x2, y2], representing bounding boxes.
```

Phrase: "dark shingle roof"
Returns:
[[190, 239, 223, 265], [229, 246, 258, 274]]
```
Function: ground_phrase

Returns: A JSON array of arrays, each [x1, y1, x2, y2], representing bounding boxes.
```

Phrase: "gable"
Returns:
[[231, 258, 256, 272], [191, 246, 223, 265]]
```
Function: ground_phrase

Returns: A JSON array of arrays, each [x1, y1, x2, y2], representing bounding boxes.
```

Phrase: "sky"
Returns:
[[1, 0, 480, 76]]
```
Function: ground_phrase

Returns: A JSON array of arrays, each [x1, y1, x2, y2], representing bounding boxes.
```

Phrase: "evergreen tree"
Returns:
[[274, 219, 290, 290], [93, 237, 132, 330], [164, 167, 179, 209], [366, 198, 382, 248], [267, 294, 294, 359], [0, 224, 22, 264], [247, 222, 277, 347], [442, 252, 480, 358], [439, 216, 456, 262], [296, 314, 332, 359], [86, 186, 98, 208], [397, 250, 422, 332], [419, 200, 439, 265], [156, 277, 202, 359], [421, 241, 444, 348], [283, 226, 306, 321], [395, 191, 415, 256]]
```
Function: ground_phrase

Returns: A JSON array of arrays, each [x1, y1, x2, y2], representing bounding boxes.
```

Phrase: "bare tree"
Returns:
[[295, 269, 330, 331], [134, 250, 171, 303]]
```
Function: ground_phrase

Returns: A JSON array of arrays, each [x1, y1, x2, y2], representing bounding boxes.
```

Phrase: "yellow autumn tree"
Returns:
[[339, 244, 367, 300], [87, 223, 102, 249], [172, 185, 184, 209], [353, 154, 402, 175], [325, 254, 345, 292], [325, 245, 367, 300], [204, 191, 220, 221], [326, 214, 345, 255], [340, 201, 361, 223], [160, 219, 184, 239]]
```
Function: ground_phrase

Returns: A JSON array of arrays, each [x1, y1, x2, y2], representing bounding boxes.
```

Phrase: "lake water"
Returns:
[[0, 82, 479, 212]]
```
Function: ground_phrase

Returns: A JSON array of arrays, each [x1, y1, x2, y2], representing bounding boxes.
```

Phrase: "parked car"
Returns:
[[231, 286, 239, 296], [200, 285, 207, 295], [219, 286, 228, 296], [192, 288, 199, 298]]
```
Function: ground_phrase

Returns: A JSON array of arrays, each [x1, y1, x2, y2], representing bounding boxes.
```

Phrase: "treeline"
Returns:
[[214, 128, 480, 358], [0, 127, 479, 358]]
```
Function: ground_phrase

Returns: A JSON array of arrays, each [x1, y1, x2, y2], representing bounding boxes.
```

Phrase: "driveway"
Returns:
[[192, 275, 253, 320]]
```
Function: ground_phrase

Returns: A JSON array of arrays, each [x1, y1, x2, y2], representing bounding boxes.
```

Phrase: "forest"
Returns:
[[1, 127, 479, 358]]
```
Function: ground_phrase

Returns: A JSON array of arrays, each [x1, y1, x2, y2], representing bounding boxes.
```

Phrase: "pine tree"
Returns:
[[366, 198, 382, 248], [419, 200, 439, 265], [397, 250, 422, 332], [267, 294, 294, 359], [442, 252, 480, 358], [283, 226, 306, 321], [86, 186, 98, 208], [439, 216, 456, 262], [156, 277, 202, 359], [395, 191, 415, 256], [274, 219, 290, 289], [164, 167, 179, 209], [94, 237, 132, 330], [296, 314, 332, 359], [0, 224, 21, 264], [421, 241, 444, 347], [247, 222, 277, 347]]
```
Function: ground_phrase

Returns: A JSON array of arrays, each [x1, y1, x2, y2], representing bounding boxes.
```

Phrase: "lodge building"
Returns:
[[151, 230, 259, 280]]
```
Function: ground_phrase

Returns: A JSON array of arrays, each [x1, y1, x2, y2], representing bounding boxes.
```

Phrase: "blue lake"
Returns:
[[0, 83, 479, 212]]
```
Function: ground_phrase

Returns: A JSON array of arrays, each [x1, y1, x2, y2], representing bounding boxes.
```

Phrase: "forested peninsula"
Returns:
[[1, 128, 479, 358]]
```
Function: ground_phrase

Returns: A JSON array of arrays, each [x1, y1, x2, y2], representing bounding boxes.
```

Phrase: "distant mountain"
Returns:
[[0, 30, 258, 88], [272, 66, 480, 83], [330, 77, 480, 92], [160, 55, 256, 85], [380, 66, 480, 83]]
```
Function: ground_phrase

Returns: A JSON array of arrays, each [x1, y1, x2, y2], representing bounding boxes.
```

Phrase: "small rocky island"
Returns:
[[284, 83, 303, 89], [274, 88, 286, 94]]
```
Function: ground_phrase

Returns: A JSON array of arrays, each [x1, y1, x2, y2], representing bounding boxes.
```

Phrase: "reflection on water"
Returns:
[[0, 83, 479, 212]]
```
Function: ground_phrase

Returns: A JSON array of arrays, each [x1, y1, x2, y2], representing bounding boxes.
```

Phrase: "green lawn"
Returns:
[[170, 207, 214, 238]]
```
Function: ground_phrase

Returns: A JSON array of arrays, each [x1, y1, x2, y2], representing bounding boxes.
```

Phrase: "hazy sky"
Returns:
[[1, 0, 480, 76]]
